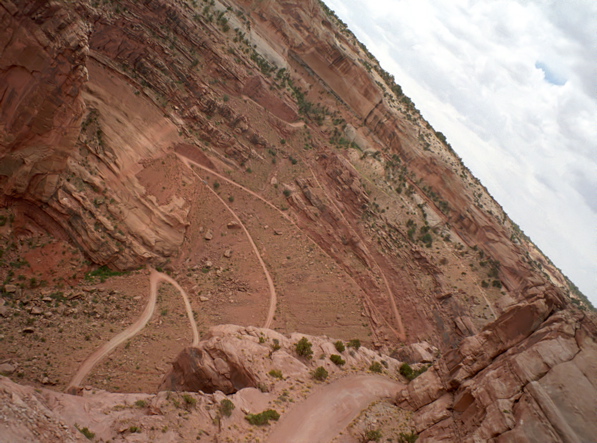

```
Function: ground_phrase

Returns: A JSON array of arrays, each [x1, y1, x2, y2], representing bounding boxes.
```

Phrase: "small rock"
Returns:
[[30, 306, 43, 315], [0, 363, 16, 375], [22, 327, 35, 334], [274, 230, 283, 236], [4, 284, 17, 293], [204, 260, 213, 269], [199, 296, 210, 302], [270, 177, 278, 185], [0, 305, 8, 317], [43, 311, 52, 318], [223, 250, 232, 258], [42, 297, 53, 303], [227, 221, 241, 230], [204, 229, 214, 240], [41, 376, 50, 385]]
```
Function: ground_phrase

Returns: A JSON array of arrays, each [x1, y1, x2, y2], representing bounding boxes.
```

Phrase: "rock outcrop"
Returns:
[[397, 294, 597, 441]]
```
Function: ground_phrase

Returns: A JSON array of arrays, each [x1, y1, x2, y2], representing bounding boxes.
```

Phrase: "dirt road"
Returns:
[[268, 374, 402, 443], [66, 268, 198, 392], [178, 154, 278, 328]]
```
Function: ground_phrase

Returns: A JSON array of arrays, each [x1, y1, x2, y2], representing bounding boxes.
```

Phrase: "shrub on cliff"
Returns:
[[399, 363, 428, 381], [245, 409, 280, 426], [312, 366, 328, 381], [295, 337, 313, 359]]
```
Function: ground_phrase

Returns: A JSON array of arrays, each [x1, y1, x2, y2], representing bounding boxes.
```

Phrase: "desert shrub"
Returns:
[[369, 361, 383, 373], [75, 425, 95, 440], [268, 369, 283, 379], [399, 363, 428, 381], [334, 340, 345, 353], [219, 399, 235, 417], [245, 409, 280, 426], [312, 366, 328, 381], [363, 429, 382, 442], [398, 431, 419, 442], [134, 399, 147, 408], [330, 354, 345, 366], [347, 339, 361, 350], [295, 337, 313, 359], [183, 394, 197, 409]]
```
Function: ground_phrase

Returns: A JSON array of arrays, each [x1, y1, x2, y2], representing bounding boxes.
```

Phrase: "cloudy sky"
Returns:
[[323, 0, 597, 305]]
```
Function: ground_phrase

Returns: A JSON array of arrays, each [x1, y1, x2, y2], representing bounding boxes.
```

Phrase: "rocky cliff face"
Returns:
[[0, 0, 594, 441]]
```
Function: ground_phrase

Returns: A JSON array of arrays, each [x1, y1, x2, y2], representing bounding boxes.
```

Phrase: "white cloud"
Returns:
[[324, 0, 597, 305]]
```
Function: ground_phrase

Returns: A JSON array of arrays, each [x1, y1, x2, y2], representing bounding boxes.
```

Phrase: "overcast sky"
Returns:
[[323, 0, 597, 305]]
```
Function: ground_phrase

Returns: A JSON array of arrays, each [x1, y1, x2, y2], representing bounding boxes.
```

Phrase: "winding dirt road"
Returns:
[[66, 268, 199, 392], [267, 374, 403, 443], [178, 153, 406, 339], [178, 155, 277, 328]]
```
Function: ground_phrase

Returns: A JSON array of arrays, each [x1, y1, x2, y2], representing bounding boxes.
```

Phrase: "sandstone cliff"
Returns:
[[0, 0, 594, 441]]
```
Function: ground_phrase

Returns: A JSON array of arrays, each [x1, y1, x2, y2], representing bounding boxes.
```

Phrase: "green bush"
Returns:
[[334, 340, 345, 353], [369, 361, 383, 373], [312, 366, 328, 381], [134, 399, 147, 408], [399, 363, 428, 381], [245, 409, 280, 426], [219, 399, 235, 417], [268, 369, 283, 379], [85, 265, 126, 283], [295, 337, 313, 359], [330, 354, 345, 366], [347, 339, 361, 350], [398, 431, 419, 442], [75, 425, 95, 440], [364, 429, 382, 442]]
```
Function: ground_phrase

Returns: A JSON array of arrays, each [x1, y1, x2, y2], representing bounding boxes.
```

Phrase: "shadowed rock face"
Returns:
[[159, 347, 258, 394]]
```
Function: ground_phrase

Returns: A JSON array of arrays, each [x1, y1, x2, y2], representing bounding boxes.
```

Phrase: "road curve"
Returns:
[[66, 268, 199, 392], [268, 374, 402, 443], [178, 155, 278, 329]]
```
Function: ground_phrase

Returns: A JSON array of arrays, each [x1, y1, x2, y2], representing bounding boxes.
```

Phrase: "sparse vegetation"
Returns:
[[369, 361, 383, 373], [398, 431, 419, 442], [334, 340, 345, 353], [295, 337, 313, 359], [245, 409, 280, 426], [363, 429, 382, 442], [399, 363, 428, 381], [219, 398, 235, 417], [183, 394, 197, 409], [85, 265, 126, 282], [75, 424, 95, 440], [347, 339, 361, 350], [312, 366, 328, 381], [268, 369, 283, 379], [330, 354, 345, 366]]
